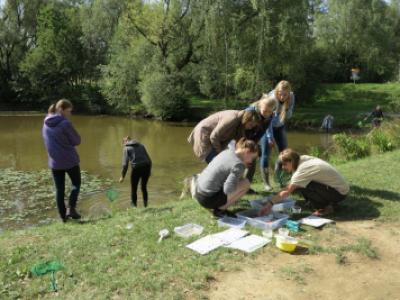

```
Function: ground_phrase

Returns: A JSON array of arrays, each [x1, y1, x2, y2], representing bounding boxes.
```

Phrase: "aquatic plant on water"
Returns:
[[0, 169, 112, 228]]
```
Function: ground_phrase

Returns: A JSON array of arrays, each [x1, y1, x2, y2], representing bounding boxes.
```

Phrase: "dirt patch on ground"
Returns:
[[208, 221, 400, 300]]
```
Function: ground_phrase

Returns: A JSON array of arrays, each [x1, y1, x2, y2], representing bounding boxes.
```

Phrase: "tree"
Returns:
[[80, 0, 128, 82], [0, 0, 46, 102], [101, 0, 208, 118], [314, 0, 400, 82], [20, 3, 86, 103]]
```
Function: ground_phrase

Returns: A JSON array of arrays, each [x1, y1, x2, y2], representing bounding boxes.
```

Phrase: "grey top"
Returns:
[[121, 140, 152, 177], [196, 148, 245, 196]]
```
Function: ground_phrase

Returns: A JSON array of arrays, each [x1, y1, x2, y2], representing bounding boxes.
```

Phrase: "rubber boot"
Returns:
[[261, 168, 272, 191], [190, 175, 198, 199]]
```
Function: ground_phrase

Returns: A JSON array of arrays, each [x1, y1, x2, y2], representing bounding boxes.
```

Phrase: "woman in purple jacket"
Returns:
[[42, 99, 82, 222]]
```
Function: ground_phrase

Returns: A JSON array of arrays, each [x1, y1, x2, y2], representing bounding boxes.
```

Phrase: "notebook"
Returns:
[[299, 215, 334, 228]]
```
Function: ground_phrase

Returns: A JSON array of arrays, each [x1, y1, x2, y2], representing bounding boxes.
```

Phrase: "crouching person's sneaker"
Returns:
[[67, 207, 81, 220], [180, 177, 191, 200], [190, 174, 198, 199]]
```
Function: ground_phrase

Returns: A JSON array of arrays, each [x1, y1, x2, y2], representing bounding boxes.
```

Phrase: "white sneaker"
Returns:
[[179, 177, 191, 200], [190, 175, 198, 199], [264, 184, 272, 192]]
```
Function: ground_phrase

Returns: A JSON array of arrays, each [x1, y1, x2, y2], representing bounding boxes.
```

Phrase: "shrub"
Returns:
[[309, 146, 329, 160], [333, 133, 371, 160], [139, 71, 189, 120], [368, 129, 395, 153]]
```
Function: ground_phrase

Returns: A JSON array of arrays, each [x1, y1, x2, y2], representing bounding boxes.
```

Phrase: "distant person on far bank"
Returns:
[[365, 105, 384, 127], [42, 99, 82, 222], [320, 114, 334, 133], [259, 149, 349, 217], [119, 137, 152, 208]]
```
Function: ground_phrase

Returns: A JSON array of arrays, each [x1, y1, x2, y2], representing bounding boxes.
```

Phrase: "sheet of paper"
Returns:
[[225, 235, 271, 253], [186, 235, 225, 255], [299, 215, 334, 228], [212, 228, 248, 244], [186, 228, 248, 255]]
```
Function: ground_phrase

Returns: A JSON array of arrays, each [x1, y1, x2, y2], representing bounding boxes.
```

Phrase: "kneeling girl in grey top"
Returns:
[[194, 138, 258, 215]]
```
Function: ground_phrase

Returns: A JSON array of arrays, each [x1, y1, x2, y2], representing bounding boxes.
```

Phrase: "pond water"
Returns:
[[0, 115, 332, 228]]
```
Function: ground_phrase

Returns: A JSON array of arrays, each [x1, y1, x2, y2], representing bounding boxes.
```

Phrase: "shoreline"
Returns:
[[0, 109, 373, 131]]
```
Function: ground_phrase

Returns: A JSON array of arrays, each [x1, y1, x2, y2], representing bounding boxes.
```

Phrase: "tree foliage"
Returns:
[[0, 0, 399, 116]]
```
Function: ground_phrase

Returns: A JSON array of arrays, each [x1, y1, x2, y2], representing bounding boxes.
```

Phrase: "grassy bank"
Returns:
[[191, 83, 400, 128], [1, 150, 400, 299]]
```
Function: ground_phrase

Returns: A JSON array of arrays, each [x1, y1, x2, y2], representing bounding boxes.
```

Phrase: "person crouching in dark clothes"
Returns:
[[119, 136, 152, 208]]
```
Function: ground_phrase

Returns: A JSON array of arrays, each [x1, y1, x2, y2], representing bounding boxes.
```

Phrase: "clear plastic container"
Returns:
[[174, 223, 204, 238], [272, 199, 296, 212], [278, 228, 289, 236], [250, 198, 296, 212], [262, 224, 273, 238], [236, 209, 289, 230], [217, 217, 246, 229]]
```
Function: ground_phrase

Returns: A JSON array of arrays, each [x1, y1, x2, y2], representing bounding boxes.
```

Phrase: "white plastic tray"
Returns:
[[174, 223, 204, 238]]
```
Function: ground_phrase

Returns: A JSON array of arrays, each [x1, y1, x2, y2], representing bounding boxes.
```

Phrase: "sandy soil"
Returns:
[[208, 221, 400, 300]]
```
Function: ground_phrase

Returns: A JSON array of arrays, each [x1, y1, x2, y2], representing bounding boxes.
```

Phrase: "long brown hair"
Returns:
[[274, 80, 291, 123], [241, 109, 261, 126], [48, 99, 73, 114]]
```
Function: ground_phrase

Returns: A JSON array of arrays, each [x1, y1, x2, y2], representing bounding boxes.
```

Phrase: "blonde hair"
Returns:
[[257, 94, 276, 115], [48, 99, 73, 114], [274, 80, 291, 123]]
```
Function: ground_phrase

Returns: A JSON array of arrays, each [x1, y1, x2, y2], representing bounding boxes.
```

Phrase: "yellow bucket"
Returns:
[[275, 235, 298, 253]]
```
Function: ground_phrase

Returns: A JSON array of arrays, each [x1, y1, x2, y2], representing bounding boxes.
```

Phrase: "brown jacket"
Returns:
[[187, 110, 246, 160]]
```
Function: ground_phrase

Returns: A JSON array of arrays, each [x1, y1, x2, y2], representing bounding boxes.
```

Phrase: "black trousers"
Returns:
[[297, 181, 346, 209], [51, 165, 81, 219], [130, 164, 151, 207]]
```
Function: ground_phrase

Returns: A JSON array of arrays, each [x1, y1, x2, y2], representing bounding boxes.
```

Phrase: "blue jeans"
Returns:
[[260, 125, 288, 169], [51, 165, 81, 219]]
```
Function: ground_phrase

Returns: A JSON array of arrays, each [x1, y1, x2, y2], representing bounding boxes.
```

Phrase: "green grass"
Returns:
[[189, 83, 400, 128], [291, 83, 400, 128], [1, 150, 400, 299], [0, 202, 262, 299]]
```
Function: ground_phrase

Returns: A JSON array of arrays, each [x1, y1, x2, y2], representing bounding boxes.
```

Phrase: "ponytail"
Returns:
[[48, 99, 73, 114]]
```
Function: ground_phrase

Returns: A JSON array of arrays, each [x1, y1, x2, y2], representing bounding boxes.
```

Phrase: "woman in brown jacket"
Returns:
[[188, 110, 261, 163]]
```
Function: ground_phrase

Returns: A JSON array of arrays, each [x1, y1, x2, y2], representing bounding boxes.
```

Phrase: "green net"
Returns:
[[31, 261, 64, 292], [274, 169, 292, 187], [31, 261, 64, 276], [106, 188, 119, 202]]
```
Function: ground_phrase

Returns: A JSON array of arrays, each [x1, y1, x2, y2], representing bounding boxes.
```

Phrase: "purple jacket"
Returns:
[[42, 113, 81, 170]]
